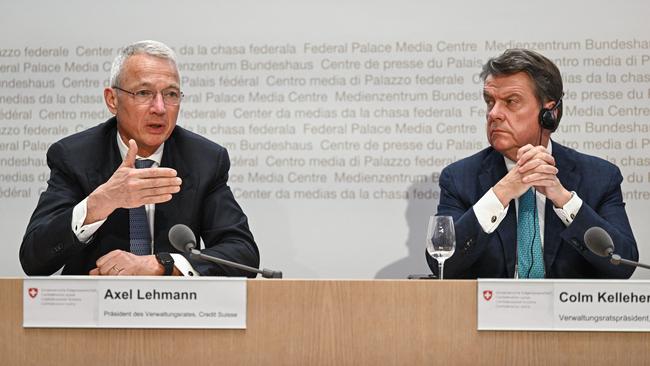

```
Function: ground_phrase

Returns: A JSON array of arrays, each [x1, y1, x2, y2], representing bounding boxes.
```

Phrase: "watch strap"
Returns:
[[156, 252, 174, 276]]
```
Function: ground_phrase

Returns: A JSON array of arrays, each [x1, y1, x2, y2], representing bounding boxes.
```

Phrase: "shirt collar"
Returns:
[[116, 133, 164, 166]]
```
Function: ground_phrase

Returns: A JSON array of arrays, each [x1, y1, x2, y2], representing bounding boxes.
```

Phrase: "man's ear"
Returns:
[[543, 100, 556, 110], [104, 87, 118, 115]]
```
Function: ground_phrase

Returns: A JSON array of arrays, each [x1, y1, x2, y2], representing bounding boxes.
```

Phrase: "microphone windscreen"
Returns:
[[584, 226, 614, 257], [168, 224, 196, 253]]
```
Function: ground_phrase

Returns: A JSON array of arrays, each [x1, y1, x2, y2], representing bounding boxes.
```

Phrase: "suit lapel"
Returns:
[[499, 205, 518, 277], [85, 118, 122, 190], [85, 119, 130, 252], [479, 150, 518, 277], [543, 141, 580, 271], [153, 131, 195, 253]]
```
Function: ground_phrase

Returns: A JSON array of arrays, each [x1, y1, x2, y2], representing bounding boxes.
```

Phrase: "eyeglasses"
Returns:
[[113, 87, 184, 106]]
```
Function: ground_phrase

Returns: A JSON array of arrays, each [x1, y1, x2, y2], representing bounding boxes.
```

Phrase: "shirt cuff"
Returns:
[[474, 188, 509, 233], [171, 254, 201, 277], [72, 198, 106, 243], [553, 191, 583, 226]]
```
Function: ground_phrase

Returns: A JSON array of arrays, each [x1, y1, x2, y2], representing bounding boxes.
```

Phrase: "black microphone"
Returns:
[[168, 224, 197, 253], [168, 224, 283, 279], [584, 226, 650, 270], [584, 226, 614, 257]]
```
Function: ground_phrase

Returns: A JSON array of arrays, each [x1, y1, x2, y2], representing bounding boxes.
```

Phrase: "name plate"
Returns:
[[478, 279, 650, 332], [23, 276, 246, 329]]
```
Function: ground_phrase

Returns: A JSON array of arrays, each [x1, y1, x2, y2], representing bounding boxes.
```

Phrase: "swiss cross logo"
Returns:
[[28, 288, 39, 299], [483, 290, 493, 301]]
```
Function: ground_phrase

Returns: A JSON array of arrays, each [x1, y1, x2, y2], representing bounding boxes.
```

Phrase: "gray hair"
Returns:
[[109, 40, 178, 87], [480, 48, 564, 123]]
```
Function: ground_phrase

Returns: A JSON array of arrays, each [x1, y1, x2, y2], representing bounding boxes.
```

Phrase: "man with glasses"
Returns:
[[20, 40, 259, 277]]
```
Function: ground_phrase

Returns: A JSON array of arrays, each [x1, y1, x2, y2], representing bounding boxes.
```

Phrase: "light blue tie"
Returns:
[[517, 188, 545, 278], [129, 159, 154, 255]]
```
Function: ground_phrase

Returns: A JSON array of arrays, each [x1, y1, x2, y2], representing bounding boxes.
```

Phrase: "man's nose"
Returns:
[[150, 92, 166, 114], [487, 101, 505, 122]]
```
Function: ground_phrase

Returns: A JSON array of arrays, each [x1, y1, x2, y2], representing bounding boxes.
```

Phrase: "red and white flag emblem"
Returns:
[[483, 290, 493, 301], [28, 288, 39, 299]]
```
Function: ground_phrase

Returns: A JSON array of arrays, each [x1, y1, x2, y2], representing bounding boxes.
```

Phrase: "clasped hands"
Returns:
[[86, 139, 182, 275], [493, 144, 572, 208]]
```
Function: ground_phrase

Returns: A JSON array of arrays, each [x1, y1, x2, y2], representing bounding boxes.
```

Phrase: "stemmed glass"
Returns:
[[426, 216, 456, 280]]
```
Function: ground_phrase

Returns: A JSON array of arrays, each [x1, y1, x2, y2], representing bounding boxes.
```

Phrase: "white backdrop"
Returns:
[[1, 0, 649, 278]]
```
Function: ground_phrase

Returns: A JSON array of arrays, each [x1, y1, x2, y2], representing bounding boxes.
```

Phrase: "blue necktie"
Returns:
[[517, 188, 545, 278], [129, 159, 154, 255]]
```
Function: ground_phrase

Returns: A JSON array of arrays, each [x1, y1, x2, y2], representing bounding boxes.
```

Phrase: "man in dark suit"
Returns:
[[20, 40, 259, 277], [426, 49, 637, 279]]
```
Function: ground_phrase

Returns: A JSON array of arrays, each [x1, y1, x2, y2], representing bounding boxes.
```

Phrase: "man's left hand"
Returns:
[[89, 249, 163, 276]]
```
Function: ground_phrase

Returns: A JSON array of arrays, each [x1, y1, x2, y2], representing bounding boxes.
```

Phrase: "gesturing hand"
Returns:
[[84, 139, 182, 224]]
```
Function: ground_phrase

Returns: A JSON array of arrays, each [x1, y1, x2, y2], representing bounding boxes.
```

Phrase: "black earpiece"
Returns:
[[538, 99, 562, 132]]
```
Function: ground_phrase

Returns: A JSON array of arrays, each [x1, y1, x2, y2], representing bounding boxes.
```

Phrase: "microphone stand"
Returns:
[[610, 254, 650, 270], [190, 249, 283, 279]]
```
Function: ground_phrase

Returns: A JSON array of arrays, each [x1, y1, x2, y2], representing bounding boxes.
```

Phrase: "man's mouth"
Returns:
[[146, 123, 166, 133]]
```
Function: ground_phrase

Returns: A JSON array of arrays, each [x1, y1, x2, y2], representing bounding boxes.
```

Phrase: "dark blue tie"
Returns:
[[129, 159, 155, 255]]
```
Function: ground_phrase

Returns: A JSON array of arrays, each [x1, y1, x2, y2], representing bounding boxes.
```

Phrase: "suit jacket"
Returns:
[[426, 141, 638, 279], [20, 117, 259, 277]]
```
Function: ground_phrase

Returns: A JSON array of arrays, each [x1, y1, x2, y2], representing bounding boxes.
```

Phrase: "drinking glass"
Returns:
[[426, 215, 456, 280]]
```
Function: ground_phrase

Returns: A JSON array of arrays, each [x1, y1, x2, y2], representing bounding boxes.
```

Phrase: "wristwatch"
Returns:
[[155, 252, 175, 276]]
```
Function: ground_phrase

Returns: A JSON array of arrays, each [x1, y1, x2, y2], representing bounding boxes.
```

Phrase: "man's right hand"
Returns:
[[492, 144, 560, 207], [492, 164, 531, 207], [492, 144, 546, 207], [84, 139, 182, 224]]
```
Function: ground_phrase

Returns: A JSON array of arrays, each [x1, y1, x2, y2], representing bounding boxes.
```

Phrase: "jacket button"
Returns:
[[464, 239, 473, 251]]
